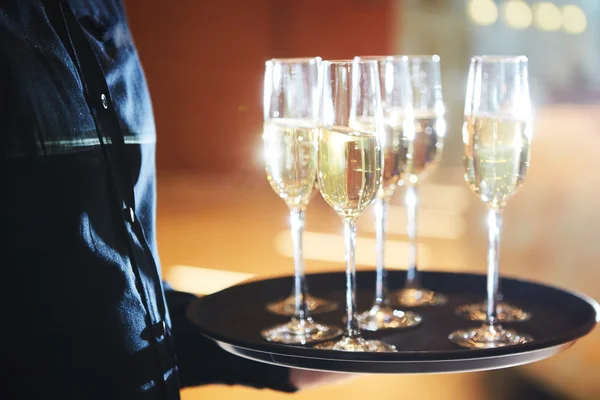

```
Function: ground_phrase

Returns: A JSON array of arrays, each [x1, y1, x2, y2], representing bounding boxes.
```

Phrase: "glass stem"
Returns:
[[343, 218, 360, 337], [374, 198, 389, 305], [405, 184, 419, 288], [290, 208, 309, 323], [485, 208, 503, 326]]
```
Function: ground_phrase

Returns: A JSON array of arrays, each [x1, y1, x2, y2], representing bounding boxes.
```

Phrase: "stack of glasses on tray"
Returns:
[[261, 55, 533, 352]]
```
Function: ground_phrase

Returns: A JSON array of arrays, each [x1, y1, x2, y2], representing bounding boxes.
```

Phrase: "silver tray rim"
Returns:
[[214, 339, 575, 374]]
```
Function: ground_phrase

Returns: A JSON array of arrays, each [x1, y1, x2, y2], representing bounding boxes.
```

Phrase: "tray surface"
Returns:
[[187, 270, 599, 373]]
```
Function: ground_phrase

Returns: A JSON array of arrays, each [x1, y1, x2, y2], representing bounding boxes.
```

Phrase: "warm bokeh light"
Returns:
[[562, 5, 587, 34], [166, 266, 254, 295], [468, 0, 498, 26], [503, 0, 533, 30], [274, 230, 434, 269], [533, 2, 563, 32]]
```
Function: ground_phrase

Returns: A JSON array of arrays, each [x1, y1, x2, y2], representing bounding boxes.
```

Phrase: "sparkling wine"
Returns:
[[463, 114, 531, 209], [378, 119, 408, 199], [318, 126, 382, 220], [263, 119, 318, 210], [404, 113, 445, 185]]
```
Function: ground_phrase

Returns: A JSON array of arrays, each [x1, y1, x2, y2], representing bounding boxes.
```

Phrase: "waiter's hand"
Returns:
[[289, 368, 359, 390]]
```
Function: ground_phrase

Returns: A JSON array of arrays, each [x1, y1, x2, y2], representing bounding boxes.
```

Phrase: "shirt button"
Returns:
[[153, 320, 166, 341], [123, 206, 135, 223], [100, 93, 108, 109]]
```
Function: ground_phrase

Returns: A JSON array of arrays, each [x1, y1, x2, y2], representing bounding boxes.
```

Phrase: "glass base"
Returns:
[[261, 318, 342, 345], [390, 287, 448, 307], [448, 324, 533, 349], [357, 304, 422, 331], [455, 301, 531, 322], [266, 294, 339, 316], [314, 335, 397, 352]]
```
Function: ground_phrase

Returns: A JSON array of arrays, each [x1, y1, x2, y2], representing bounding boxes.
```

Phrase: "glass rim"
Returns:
[[265, 57, 321, 66], [403, 54, 440, 62], [322, 57, 379, 65], [357, 55, 409, 62], [471, 55, 528, 63]]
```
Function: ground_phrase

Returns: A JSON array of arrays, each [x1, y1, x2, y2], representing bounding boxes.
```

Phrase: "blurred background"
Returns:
[[126, 0, 600, 399]]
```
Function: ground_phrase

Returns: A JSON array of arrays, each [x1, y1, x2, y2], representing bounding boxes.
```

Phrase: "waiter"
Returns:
[[0, 1, 346, 398]]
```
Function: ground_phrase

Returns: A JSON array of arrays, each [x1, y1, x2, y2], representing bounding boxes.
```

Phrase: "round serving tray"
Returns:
[[187, 270, 599, 373]]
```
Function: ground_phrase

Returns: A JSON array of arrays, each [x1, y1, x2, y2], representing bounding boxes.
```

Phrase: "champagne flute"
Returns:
[[314, 58, 396, 352], [261, 57, 342, 344], [449, 55, 533, 348], [267, 176, 339, 316], [356, 56, 422, 331], [390, 55, 448, 307]]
